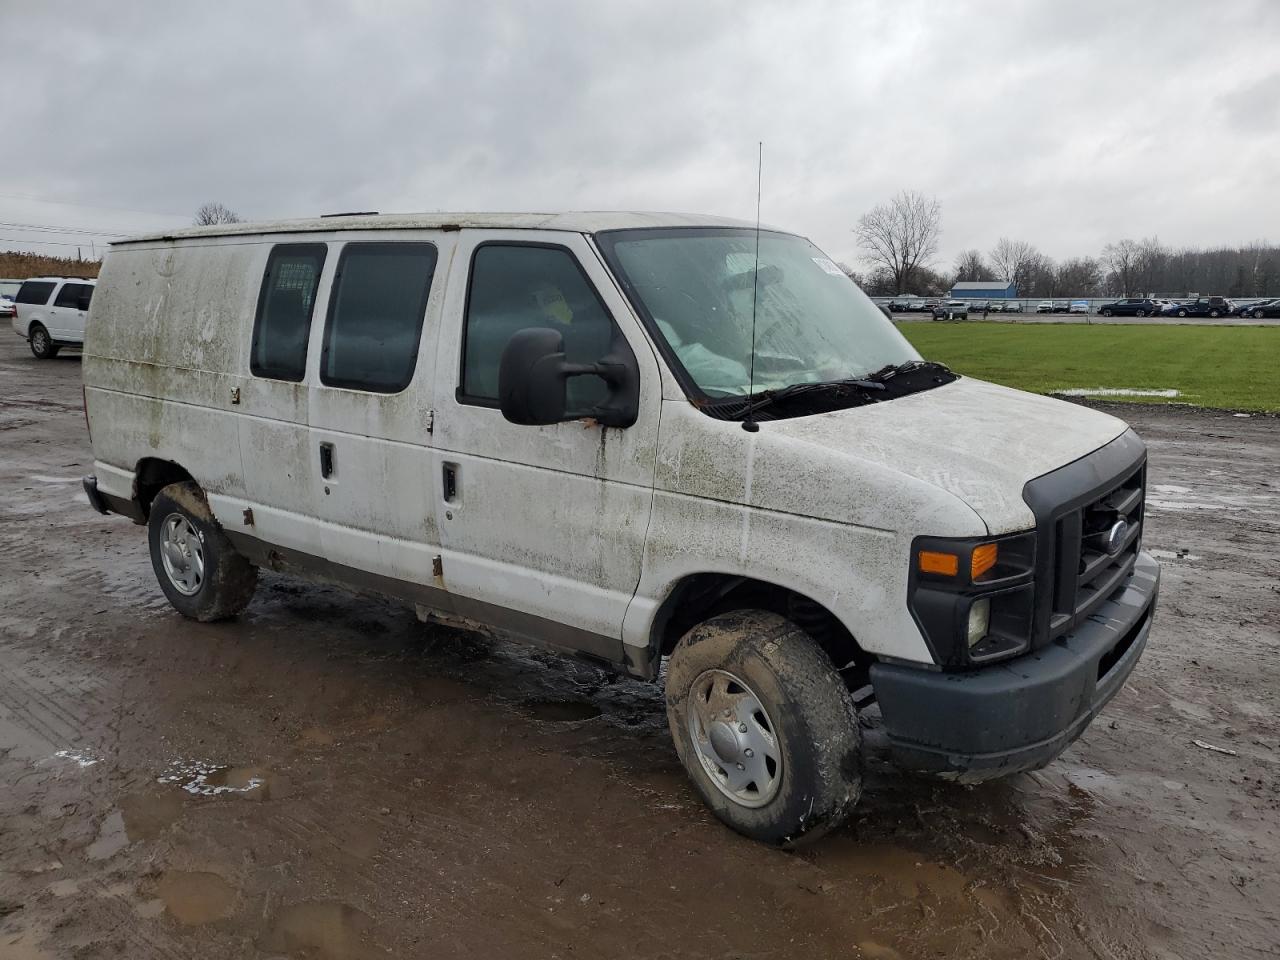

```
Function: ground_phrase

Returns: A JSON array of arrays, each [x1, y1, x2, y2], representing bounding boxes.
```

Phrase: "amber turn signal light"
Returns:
[[918, 550, 959, 576], [971, 543, 999, 579]]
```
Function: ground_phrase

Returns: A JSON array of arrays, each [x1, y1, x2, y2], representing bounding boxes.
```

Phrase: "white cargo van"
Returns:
[[81, 213, 1158, 845]]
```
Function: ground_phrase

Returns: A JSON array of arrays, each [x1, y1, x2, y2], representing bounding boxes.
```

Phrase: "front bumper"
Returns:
[[870, 551, 1159, 781]]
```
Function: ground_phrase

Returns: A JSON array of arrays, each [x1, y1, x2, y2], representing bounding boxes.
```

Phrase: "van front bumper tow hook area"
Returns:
[[82, 475, 109, 516]]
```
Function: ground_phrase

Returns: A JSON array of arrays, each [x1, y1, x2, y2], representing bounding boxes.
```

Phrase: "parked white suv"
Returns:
[[80, 213, 1159, 845], [11, 275, 96, 358]]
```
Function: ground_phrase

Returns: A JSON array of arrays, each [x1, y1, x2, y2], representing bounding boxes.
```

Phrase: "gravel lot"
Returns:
[[1, 337, 1277, 960]]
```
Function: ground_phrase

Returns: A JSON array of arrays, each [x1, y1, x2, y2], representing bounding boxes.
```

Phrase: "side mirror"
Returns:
[[498, 327, 639, 428]]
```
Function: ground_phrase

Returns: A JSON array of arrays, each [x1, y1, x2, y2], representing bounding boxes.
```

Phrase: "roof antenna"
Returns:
[[743, 141, 763, 433]]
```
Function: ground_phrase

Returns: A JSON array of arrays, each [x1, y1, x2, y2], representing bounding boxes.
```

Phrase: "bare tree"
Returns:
[[1026, 253, 1057, 297], [854, 190, 941, 295], [988, 238, 1041, 293], [194, 202, 242, 226], [1055, 256, 1103, 296], [1133, 236, 1167, 296], [953, 249, 993, 283], [1102, 239, 1140, 295]]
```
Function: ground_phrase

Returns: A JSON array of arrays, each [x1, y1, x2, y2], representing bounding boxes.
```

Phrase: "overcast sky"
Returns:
[[3, 0, 1278, 269]]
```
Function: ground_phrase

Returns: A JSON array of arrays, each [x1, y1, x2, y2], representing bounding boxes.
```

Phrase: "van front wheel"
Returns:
[[665, 610, 861, 846], [148, 482, 258, 621]]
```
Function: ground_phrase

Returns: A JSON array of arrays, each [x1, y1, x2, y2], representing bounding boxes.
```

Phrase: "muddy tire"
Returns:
[[665, 610, 861, 847], [148, 482, 258, 621], [29, 324, 59, 359]]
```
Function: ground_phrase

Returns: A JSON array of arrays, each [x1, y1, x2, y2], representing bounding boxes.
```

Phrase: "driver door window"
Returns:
[[459, 244, 615, 407]]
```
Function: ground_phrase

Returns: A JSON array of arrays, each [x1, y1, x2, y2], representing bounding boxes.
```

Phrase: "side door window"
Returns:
[[320, 242, 438, 393], [459, 244, 618, 408], [250, 244, 327, 381], [53, 282, 88, 309]]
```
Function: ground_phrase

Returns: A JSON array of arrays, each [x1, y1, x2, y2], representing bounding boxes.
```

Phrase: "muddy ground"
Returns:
[[1, 336, 1277, 960]]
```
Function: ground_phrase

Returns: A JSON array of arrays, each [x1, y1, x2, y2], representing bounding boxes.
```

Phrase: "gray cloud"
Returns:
[[2, 0, 1277, 268]]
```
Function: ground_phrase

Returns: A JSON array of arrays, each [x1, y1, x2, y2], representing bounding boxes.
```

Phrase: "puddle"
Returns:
[[85, 811, 129, 861], [815, 842, 972, 903], [120, 790, 185, 840], [521, 698, 602, 722], [155, 871, 236, 926], [156, 759, 290, 800], [263, 902, 377, 960]]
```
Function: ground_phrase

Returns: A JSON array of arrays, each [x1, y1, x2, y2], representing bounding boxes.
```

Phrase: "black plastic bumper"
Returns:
[[82, 474, 145, 522], [870, 551, 1159, 781], [82, 475, 110, 515]]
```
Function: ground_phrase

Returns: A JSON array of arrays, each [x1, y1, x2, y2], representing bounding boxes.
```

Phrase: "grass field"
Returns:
[[899, 321, 1280, 413]]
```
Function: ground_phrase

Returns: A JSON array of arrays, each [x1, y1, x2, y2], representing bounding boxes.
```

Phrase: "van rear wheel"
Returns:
[[148, 482, 258, 621], [29, 324, 59, 359], [665, 610, 861, 847]]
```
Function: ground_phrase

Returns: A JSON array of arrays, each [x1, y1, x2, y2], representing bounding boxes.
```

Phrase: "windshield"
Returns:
[[595, 228, 920, 398]]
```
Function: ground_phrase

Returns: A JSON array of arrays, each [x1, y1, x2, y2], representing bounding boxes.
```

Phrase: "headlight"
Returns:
[[908, 531, 1037, 668], [967, 598, 990, 647]]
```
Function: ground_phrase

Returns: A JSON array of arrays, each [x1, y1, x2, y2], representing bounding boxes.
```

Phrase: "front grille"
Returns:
[[1046, 464, 1145, 639]]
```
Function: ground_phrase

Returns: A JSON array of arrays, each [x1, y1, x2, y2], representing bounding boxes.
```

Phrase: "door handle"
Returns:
[[319, 442, 335, 479], [442, 462, 458, 502]]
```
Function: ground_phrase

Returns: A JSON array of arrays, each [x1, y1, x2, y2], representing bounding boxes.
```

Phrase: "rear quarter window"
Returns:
[[251, 244, 328, 382], [16, 281, 56, 305]]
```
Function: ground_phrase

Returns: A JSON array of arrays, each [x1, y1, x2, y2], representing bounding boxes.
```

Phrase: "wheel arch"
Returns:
[[649, 573, 872, 687], [133, 457, 198, 518]]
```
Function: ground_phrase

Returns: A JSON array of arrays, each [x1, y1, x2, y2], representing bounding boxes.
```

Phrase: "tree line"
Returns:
[[849, 190, 1279, 299], [0, 250, 101, 279], [1, 204, 241, 280]]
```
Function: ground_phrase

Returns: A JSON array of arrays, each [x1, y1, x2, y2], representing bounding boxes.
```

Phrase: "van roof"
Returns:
[[113, 211, 780, 246], [21, 276, 97, 283]]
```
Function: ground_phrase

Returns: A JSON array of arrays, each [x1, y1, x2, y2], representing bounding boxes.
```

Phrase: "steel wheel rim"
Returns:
[[160, 513, 205, 596], [686, 669, 783, 808]]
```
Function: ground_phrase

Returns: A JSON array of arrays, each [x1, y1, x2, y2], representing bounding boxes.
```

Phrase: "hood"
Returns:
[[763, 377, 1128, 533], [654, 377, 1129, 536]]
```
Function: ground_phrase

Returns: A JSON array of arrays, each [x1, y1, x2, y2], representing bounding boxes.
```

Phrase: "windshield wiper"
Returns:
[[704, 359, 957, 423], [724, 377, 887, 422], [865, 359, 952, 382]]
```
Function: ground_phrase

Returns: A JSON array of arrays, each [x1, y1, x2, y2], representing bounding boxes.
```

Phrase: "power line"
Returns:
[[0, 237, 104, 248], [0, 190, 187, 219], [0, 220, 127, 237]]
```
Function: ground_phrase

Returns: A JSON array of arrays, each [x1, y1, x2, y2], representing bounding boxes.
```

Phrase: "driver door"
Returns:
[[429, 232, 662, 662]]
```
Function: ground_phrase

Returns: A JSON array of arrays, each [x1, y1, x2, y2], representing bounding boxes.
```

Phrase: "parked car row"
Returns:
[[887, 298, 1025, 314], [1034, 300, 1079, 314], [886, 298, 939, 313], [883, 293, 1280, 320], [1233, 298, 1280, 318], [1089, 296, 1278, 319]]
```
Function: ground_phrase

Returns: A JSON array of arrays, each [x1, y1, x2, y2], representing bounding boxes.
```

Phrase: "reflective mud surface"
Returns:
[[1, 339, 1277, 959]]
